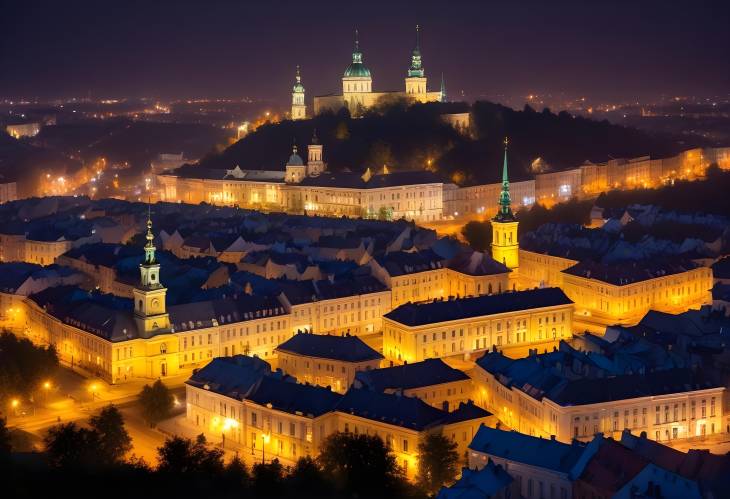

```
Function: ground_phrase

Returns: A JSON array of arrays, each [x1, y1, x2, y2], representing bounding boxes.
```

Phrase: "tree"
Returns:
[[367, 140, 396, 171], [223, 453, 250, 489], [286, 456, 330, 497], [156, 434, 224, 475], [318, 432, 403, 496], [0, 417, 11, 459], [252, 458, 285, 497], [44, 422, 100, 468], [461, 220, 492, 252], [137, 379, 173, 426], [416, 430, 459, 495], [0, 331, 58, 403], [89, 404, 132, 465]]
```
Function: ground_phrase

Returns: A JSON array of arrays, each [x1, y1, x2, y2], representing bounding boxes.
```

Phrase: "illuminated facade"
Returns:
[[472, 352, 725, 444], [157, 137, 444, 222], [382, 287, 574, 364], [313, 28, 443, 116], [291, 66, 306, 120], [560, 261, 713, 328], [491, 141, 519, 276]]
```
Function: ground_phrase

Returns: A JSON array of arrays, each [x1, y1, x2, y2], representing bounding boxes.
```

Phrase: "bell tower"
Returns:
[[405, 25, 427, 97], [291, 65, 306, 120], [491, 138, 519, 272], [133, 206, 170, 338]]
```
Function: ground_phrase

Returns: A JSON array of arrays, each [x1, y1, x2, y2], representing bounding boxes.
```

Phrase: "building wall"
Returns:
[[446, 269, 510, 298], [398, 379, 473, 412], [0, 182, 18, 204], [472, 364, 725, 445], [561, 266, 713, 327], [442, 180, 535, 219], [277, 351, 382, 393], [390, 268, 448, 309], [186, 382, 491, 480], [535, 168, 582, 206], [289, 290, 391, 336], [469, 449, 574, 499], [518, 250, 579, 290], [382, 302, 574, 364]]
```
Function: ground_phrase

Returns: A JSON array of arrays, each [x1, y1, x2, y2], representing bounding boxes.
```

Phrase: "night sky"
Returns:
[[1, 0, 728, 103]]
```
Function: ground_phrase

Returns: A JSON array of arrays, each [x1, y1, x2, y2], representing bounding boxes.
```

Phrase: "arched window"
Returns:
[[488, 283, 493, 295]]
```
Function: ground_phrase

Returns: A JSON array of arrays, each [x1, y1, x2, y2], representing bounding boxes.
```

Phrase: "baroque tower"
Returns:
[[342, 30, 372, 114], [491, 138, 519, 273], [291, 65, 306, 120], [133, 206, 170, 338], [307, 130, 325, 176], [405, 25, 427, 96]]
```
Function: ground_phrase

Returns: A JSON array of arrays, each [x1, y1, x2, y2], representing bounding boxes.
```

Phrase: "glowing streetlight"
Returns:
[[261, 432, 270, 463], [88, 383, 99, 402]]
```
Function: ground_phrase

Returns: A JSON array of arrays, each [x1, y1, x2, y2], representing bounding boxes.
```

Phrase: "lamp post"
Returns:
[[10, 398, 19, 417], [43, 381, 51, 404], [89, 383, 99, 403], [261, 433, 270, 464]]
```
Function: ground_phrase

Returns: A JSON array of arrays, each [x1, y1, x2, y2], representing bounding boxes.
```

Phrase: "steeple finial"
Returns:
[[494, 137, 515, 222], [312, 128, 319, 144], [440, 73, 447, 102], [408, 25, 424, 77], [144, 198, 156, 264], [355, 28, 359, 51], [416, 24, 420, 50], [295, 64, 301, 83]]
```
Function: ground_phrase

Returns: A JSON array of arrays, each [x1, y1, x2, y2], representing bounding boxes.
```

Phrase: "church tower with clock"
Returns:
[[133, 209, 170, 338]]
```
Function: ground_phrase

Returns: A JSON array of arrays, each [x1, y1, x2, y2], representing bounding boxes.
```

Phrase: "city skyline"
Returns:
[[2, 0, 729, 103]]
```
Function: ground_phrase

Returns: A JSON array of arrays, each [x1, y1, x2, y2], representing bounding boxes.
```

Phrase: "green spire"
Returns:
[[495, 137, 516, 222], [143, 202, 157, 264], [353, 29, 362, 63], [440, 73, 446, 102], [408, 25, 424, 77]]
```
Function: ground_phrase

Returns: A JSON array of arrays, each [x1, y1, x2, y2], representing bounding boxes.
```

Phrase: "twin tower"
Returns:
[[292, 26, 446, 119]]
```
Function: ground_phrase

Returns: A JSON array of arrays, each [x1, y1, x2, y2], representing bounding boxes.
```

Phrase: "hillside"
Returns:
[[196, 100, 703, 186]]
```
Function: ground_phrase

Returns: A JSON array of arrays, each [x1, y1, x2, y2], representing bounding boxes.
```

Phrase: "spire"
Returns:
[[352, 29, 362, 63], [495, 137, 516, 222], [408, 24, 424, 77], [143, 200, 156, 265], [440, 73, 447, 102], [295, 65, 301, 83], [311, 128, 319, 145]]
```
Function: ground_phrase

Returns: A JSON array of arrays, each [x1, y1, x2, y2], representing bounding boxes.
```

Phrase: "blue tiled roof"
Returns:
[[436, 461, 513, 499], [186, 355, 274, 400], [385, 288, 573, 327], [469, 425, 586, 473], [276, 333, 383, 363], [0, 262, 42, 292], [355, 358, 468, 391], [245, 376, 342, 417]]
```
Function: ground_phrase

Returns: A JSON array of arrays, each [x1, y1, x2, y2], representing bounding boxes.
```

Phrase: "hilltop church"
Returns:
[[292, 26, 446, 119]]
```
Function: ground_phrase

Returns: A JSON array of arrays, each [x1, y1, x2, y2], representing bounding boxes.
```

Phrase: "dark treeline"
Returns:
[[199, 99, 699, 186], [2, 406, 460, 499], [0, 331, 58, 404]]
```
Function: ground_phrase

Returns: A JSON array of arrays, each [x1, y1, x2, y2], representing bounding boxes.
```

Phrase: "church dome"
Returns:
[[344, 32, 371, 78], [344, 61, 371, 78], [287, 145, 304, 166]]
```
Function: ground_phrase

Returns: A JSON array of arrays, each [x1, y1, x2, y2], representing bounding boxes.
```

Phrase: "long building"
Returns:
[[382, 287, 574, 364], [185, 355, 494, 479], [472, 349, 725, 444]]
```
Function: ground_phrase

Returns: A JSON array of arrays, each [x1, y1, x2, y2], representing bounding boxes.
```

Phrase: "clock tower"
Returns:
[[491, 138, 520, 273], [133, 209, 170, 338]]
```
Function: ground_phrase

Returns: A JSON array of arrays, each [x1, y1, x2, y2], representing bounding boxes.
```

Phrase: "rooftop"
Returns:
[[385, 287, 572, 327], [354, 358, 468, 391], [275, 333, 383, 363]]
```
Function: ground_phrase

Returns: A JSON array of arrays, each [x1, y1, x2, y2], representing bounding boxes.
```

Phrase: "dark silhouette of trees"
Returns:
[[318, 431, 405, 497], [461, 220, 492, 251], [416, 430, 459, 495], [89, 405, 132, 465], [252, 458, 286, 497], [0, 331, 58, 403], [285, 456, 330, 497], [0, 417, 11, 459], [156, 434, 224, 475], [44, 422, 100, 468], [137, 379, 174, 426]]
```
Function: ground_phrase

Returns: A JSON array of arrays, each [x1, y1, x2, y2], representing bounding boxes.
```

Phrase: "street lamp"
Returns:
[[261, 432, 270, 464], [88, 383, 99, 402], [10, 398, 19, 416], [43, 380, 51, 404]]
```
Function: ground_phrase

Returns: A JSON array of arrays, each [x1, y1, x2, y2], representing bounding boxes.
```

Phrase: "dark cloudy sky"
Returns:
[[1, 0, 728, 103]]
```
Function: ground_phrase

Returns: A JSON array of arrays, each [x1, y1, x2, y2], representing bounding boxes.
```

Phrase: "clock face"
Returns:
[[152, 298, 159, 308]]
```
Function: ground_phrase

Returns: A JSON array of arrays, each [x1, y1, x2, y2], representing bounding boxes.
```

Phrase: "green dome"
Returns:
[[292, 82, 305, 93], [344, 62, 371, 78]]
